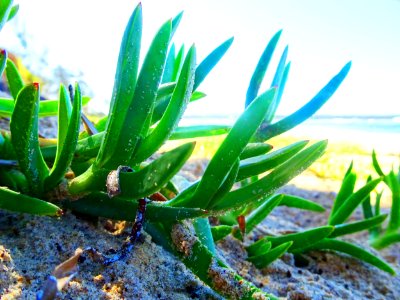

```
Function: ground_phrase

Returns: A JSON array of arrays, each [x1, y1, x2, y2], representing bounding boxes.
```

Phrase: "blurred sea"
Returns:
[[180, 115, 400, 153]]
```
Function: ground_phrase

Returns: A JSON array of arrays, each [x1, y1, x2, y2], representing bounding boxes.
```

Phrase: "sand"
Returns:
[[1, 175, 400, 299], [1, 116, 400, 299]]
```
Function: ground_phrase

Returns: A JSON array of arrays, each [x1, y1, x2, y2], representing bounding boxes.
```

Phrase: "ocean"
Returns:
[[180, 115, 400, 153]]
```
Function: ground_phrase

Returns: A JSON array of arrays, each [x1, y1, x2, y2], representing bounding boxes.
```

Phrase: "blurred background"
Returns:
[[1, 0, 399, 153]]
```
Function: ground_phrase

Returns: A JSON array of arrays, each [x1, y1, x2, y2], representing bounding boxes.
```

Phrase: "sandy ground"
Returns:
[[1, 171, 400, 299], [1, 116, 399, 299]]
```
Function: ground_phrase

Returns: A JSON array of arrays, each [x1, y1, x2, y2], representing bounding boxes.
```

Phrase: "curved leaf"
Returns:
[[0, 187, 61, 216], [10, 83, 49, 196]]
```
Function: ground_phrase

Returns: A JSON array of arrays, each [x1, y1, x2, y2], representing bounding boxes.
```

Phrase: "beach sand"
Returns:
[[1, 121, 400, 299]]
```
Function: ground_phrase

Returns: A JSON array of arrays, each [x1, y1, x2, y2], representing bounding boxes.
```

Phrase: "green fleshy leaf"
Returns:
[[304, 238, 395, 275], [162, 44, 176, 83], [95, 4, 142, 168], [0, 187, 61, 216], [254, 62, 352, 142], [371, 231, 400, 250], [193, 218, 216, 254], [246, 30, 282, 107], [0, 0, 13, 31], [193, 37, 234, 91], [387, 170, 400, 232], [118, 142, 195, 199], [102, 19, 171, 168], [279, 194, 325, 212], [263, 45, 288, 124], [246, 240, 272, 257], [211, 140, 327, 211], [5, 58, 24, 99], [211, 225, 232, 242], [172, 44, 185, 81], [132, 46, 196, 163], [329, 178, 382, 226], [170, 125, 230, 140], [210, 158, 240, 204], [10, 83, 49, 196], [246, 194, 283, 234], [247, 241, 292, 269], [187, 88, 276, 209], [268, 226, 334, 252], [64, 193, 206, 222], [240, 143, 273, 160], [329, 168, 357, 222], [237, 140, 308, 181], [0, 96, 90, 117], [45, 83, 82, 191], [372, 150, 385, 177], [6, 4, 18, 21], [330, 214, 387, 238]]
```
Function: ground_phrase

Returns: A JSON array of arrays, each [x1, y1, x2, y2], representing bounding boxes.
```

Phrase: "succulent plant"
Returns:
[[360, 151, 400, 249], [0, 1, 395, 299]]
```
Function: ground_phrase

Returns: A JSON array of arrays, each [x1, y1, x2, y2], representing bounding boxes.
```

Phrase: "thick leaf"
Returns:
[[246, 30, 282, 107], [372, 150, 385, 176], [211, 225, 232, 242], [95, 4, 142, 168], [45, 83, 82, 191], [162, 44, 176, 83], [330, 214, 388, 238], [64, 193, 206, 222], [170, 125, 230, 140], [254, 62, 352, 142], [387, 170, 400, 232], [268, 226, 334, 252], [303, 238, 395, 275], [10, 83, 49, 196], [246, 194, 283, 234], [101, 19, 171, 168], [193, 218, 215, 254], [240, 143, 273, 160], [5, 58, 24, 99], [0, 96, 90, 117], [329, 168, 357, 222], [0, 0, 13, 31], [263, 46, 289, 123], [371, 231, 400, 250], [279, 194, 325, 212], [246, 240, 272, 257], [119, 142, 195, 198], [237, 140, 308, 181], [193, 37, 234, 91], [211, 140, 327, 211], [7, 4, 18, 21], [0, 187, 61, 216], [69, 142, 195, 197], [187, 88, 276, 209], [247, 241, 292, 269], [329, 178, 382, 225], [210, 158, 240, 204], [132, 46, 196, 163]]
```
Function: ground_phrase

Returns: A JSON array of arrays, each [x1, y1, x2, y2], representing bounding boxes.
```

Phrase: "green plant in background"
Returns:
[[360, 151, 400, 249], [0, 1, 396, 299]]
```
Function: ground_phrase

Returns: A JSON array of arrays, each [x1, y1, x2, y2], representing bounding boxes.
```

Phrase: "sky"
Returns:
[[1, 0, 400, 117]]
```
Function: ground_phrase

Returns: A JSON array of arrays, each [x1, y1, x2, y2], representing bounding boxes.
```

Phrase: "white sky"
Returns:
[[1, 0, 400, 117]]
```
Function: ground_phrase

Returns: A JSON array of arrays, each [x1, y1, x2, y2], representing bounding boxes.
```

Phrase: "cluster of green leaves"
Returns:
[[199, 32, 396, 276], [1, 1, 394, 299], [362, 151, 400, 249]]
